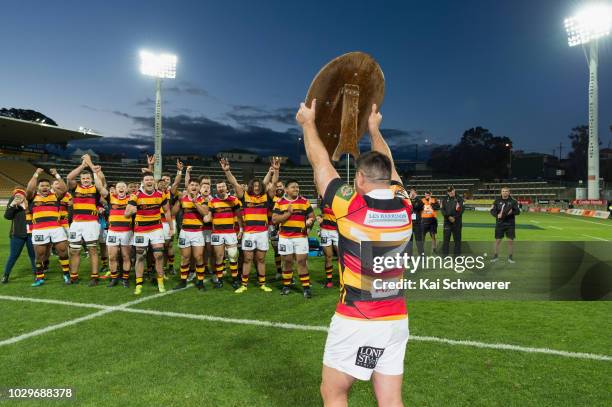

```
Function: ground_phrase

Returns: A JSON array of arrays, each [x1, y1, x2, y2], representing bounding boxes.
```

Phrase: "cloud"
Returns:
[[69, 111, 301, 158], [165, 81, 210, 97], [226, 104, 297, 127]]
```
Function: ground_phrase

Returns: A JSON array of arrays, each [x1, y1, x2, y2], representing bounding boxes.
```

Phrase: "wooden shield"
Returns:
[[305, 52, 385, 161]]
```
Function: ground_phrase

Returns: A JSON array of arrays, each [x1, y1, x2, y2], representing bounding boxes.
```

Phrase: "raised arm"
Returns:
[[171, 199, 181, 217], [26, 168, 44, 200], [296, 99, 339, 196], [66, 159, 87, 190], [266, 157, 280, 198], [171, 160, 184, 196], [184, 166, 192, 190], [49, 168, 67, 199], [367, 104, 401, 184], [220, 158, 244, 198]]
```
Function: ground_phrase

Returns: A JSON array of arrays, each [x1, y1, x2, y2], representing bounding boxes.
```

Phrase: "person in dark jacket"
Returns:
[[2, 188, 36, 283], [441, 186, 464, 256], [490, 187, 520, 263], [409, 188, 425, 256]]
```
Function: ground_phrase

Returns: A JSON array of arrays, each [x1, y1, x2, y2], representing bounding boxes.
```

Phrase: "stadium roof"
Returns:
[[0, 116, 101, 146]]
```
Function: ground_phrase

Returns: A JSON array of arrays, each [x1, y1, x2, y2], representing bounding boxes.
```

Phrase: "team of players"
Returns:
[[21, 154, 341, 297]]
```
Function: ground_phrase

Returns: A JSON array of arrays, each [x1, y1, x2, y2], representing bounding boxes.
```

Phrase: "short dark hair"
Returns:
[[142, 171, 154, 179], [198, 176, 210, 184], [447, 186, 455, 192], [355, 151, 391, 182], [80, 170, 92, 177], [161, 172, 171, 178], [285, 179, 299, 187], [38, 178, 50, 185]]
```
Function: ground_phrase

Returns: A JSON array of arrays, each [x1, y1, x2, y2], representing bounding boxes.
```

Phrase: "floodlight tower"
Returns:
[[565, 4, 611, 199], [139, 51, 177, 179]]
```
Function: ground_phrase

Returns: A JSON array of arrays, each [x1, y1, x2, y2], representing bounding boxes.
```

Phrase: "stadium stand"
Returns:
[[0, 159, 52, 196], [474, 181, 567, 200], [406, 176, 480, 198]]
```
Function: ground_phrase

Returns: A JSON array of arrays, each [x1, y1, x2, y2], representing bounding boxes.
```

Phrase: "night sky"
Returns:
[[2, 0, 611, 160]]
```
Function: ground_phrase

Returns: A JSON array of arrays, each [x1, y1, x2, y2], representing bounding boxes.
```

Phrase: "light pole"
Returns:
[[139, 50, 177, 179], [565, 4, 610, 199], [505, 143, 512, 179]]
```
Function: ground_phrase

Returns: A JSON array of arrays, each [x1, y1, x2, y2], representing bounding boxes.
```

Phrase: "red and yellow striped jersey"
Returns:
[[30, 193, 61, 230], [72, 184, 99, 222], [160, 190, 172, 223], [242, 192, 268, 233], [108, 193, 132, 232], [26, 210, 32, 234], [322, 178, 413, 321], [59, 192, 72, 227], [273, 196, 313, 238], [320, 204, 337, 231], [180, 194, 205, 231], [128, 190, 167, 233], [208, 195, 241, 234], [202, 195, 212, 231]]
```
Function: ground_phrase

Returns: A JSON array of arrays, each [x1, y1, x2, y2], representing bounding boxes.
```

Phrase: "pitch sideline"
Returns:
[[0, 294, 610, 362]]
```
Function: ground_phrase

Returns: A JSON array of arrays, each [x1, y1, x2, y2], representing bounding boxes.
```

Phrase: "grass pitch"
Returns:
[[0, 210, 610, 406]]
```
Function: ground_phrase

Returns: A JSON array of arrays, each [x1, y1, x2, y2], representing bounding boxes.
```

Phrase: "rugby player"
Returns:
[[25, 168, 70, 287], [270, 180, 285, 280], [221, 157, 280, 293], [172, 178, 211, 291], [208, 173, 243, 289], [106, 181, 133, 288], [315, 183, 338, 288], [272, 179, 314, 298], [298, 100, 412, 406], [490, 187, 520, 263], [66, 154, 109, 285], [124, 171, 173, 295]]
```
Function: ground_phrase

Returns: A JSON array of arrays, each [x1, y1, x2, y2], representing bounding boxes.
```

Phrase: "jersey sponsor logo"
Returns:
[[69, 232, 77, 240], [363, 210, 409, 227], [211, 235, 220, 243], [34, 234, 44, 242], [279, 244, 286, 252], [135, 236, 145, 244], [108, 235, 117, 243], [338, 185, 354, 199], [179, 238, 186, 245], [244, 239, 253, 248], [355, 346, 385, 369]]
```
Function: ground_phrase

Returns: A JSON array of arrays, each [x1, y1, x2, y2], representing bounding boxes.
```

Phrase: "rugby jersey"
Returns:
[[322, 178, 413, 321], [59, 192, 72, 228], [160, 190, 172, 223], [320, 204, 337, 231], [26, 209, 32, 234], [180, 194, 205, 231], [30, 193, 62, 230], [241, 192, 269, 233], [72, 184, 100, 222], [108, 193, 132, 232], [128, 189, 167, 233], [208, 194, 241, 234], [273, 196, 313, 238], [202, 195, 212, 232]]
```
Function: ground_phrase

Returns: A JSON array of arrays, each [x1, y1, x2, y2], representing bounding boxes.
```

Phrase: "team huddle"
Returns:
[[15, 154, 339, 297]]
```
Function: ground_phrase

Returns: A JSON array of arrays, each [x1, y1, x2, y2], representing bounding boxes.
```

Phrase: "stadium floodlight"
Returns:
[[564, 4, 610, 199], [139, 50, 177, 179]]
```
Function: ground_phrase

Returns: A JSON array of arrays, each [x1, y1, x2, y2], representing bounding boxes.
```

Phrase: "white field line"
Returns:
[[554, 215, 612, 227], [581, 234, 609, 242], [0, 288, 186, 347], [529, 220, 540, 224], [0, 294, 610, 362], [548, 225, 563, 230]]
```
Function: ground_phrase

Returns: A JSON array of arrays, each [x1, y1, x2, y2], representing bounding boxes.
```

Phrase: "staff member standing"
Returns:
[[441, 186, 464, 256], [298, 100, 412, 407], [490, 187, 520, 263], [408, 188, 424, 256], [2, 188, 36, 283], [420, 190, 440, 254]]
